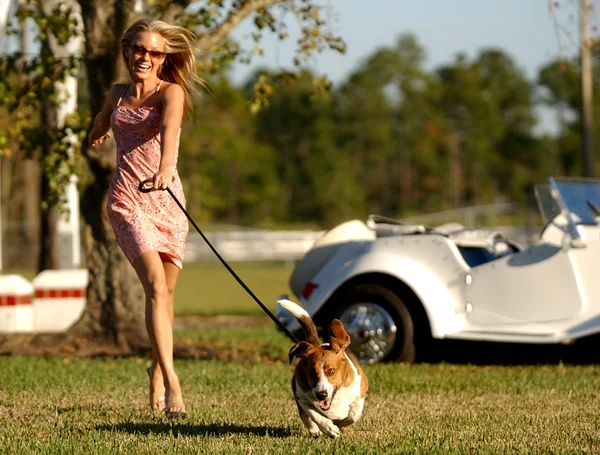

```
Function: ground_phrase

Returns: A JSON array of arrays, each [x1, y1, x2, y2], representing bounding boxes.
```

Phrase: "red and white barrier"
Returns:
[[32, 269, 88, 332], [0, 275, 34, 333]]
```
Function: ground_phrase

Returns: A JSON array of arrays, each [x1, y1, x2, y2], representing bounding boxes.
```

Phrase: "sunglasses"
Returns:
[[130, 43, 166, 59]]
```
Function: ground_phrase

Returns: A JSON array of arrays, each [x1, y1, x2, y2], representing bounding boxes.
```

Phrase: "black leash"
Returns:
[[139, 179, 299, 343]]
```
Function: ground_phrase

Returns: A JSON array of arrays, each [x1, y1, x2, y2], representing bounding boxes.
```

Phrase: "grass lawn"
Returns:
[[2, 326, 600, 454], [175, 261, 294, 316], [3, 262, 600, 453]]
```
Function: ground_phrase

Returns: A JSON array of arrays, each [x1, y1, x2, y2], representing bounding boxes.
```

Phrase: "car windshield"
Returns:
[[539, 178, 600, 224], [535, 184, 560, 225]]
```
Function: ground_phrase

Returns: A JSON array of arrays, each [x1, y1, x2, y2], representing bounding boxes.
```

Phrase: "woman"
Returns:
[[88, 18, 204, 419]]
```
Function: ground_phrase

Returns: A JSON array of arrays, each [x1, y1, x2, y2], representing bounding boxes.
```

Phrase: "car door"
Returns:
[[464, 243, 582, 325]]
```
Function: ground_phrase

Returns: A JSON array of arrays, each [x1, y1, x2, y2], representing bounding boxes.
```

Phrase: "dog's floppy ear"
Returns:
[[288, 341, 316, 364], [329, 319, 351, 353]]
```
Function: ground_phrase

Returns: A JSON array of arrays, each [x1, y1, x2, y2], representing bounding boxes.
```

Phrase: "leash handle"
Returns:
[[139, 177, 175, 193], [138, 178, 155, 193], [138, 179, 299, 343]]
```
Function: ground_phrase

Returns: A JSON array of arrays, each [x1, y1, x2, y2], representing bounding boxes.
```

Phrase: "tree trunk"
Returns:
[[69, 0, 149, 350], [228, 161, 240, 224], [399, 143, 412, 214], [38, 177, 58, 272], [447, 131, 462, 208], [73, 155, 147, 349], [38, 97, 60, 271]]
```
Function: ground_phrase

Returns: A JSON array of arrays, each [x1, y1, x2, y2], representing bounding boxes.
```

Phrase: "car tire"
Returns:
[[334, 284, 415, 364]]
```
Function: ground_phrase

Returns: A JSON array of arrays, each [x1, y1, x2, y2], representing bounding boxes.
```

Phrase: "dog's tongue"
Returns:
[[319, 396, 333, 411]]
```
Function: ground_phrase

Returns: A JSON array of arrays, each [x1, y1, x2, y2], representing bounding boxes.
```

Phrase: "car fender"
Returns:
[[304, 243, 465, 339]]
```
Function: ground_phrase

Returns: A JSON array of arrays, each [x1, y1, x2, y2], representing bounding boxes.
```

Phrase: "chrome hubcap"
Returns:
[[338, 303, 397, 365]]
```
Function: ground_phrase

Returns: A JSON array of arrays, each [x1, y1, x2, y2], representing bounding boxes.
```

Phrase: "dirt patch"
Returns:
[[0, 315, 277, 360], [0, 333, 136, 357]]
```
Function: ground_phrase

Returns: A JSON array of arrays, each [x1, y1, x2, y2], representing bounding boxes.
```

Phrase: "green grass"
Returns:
[[175, 261, 294, 316], [2, 327, 600, 454], [4, 263, 600, 453]]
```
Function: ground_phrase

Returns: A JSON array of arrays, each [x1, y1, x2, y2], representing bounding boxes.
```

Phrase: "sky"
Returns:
[[231, 0, 591, 134], [233, 0, 584, 83]]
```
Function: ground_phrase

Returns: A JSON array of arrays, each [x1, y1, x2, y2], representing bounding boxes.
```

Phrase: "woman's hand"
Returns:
[[90, 132, 111, 147], [88, 84, 119, 147], [152, 167, 173, 190]]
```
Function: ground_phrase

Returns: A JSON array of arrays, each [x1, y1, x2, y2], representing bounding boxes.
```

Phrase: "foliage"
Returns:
[[148, 0, 346, 113], [0, 0, 87, 209], [0, 0, 348, 276], [180, 77, 284, 226], [254, 70, 361, 225], [538, 57, 600, 176], [437, 49, 539, 205]]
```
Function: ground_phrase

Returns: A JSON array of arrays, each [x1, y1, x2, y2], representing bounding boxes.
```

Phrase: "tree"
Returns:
[[437, 49, 537, 206], [336, 46, 400, 217], [180, 75, 284, 227], [0, 0, 85, 273], [538, 58, 600, 176], [1, 0, 344, 353], [475, 49, 538, 202], [254, 69, 360, 225], [388, 35, 446, 214], [336, 34, 446, 217], [332, 37, 538, 217]]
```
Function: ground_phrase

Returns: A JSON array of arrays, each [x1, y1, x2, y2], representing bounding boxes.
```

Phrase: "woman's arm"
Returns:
[[153, 82, 185, 190], [88, 85, 119, 147]]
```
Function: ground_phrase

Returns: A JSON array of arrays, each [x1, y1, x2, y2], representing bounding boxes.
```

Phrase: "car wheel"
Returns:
[[335, 284, 415, 365]]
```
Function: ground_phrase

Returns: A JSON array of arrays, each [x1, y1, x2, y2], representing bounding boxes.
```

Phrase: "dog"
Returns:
[[278, 299, 368, 438]]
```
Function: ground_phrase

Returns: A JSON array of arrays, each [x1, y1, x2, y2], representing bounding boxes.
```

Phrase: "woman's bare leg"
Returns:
[[134, 251, 185, 417], [148, 351, 166, 411], [148, 257, 177, 412], [162, 258, 182, 413]]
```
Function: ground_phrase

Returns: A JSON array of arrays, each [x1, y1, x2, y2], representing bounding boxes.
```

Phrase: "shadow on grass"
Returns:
[[96, 422, 293, 438]]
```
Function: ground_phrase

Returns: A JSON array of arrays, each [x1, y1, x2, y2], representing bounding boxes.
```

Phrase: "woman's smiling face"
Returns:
[[127, 31, 167, 81]]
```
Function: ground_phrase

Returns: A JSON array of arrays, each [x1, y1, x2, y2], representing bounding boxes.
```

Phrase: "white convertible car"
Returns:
[[276, 177, 600, 364]]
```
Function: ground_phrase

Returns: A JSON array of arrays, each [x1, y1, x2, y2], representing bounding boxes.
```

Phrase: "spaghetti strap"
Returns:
[[116, 85, 130, 107]]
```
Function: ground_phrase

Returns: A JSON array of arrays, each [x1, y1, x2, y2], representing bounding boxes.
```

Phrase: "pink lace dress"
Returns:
[[107, 82, 188, 269]]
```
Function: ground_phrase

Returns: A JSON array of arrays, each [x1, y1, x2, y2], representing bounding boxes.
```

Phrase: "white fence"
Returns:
[[2, 218, 540, 268], [184, 229, 326, 262], [183, 225, 539, 263]]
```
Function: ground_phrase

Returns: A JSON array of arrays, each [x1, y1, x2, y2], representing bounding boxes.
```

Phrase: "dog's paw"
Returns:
[[344, 400, 364, 425], [321, 421, 341, 438]]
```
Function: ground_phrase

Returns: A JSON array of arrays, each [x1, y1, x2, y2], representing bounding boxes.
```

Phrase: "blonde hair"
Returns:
[[121, 18, 205, 114]]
